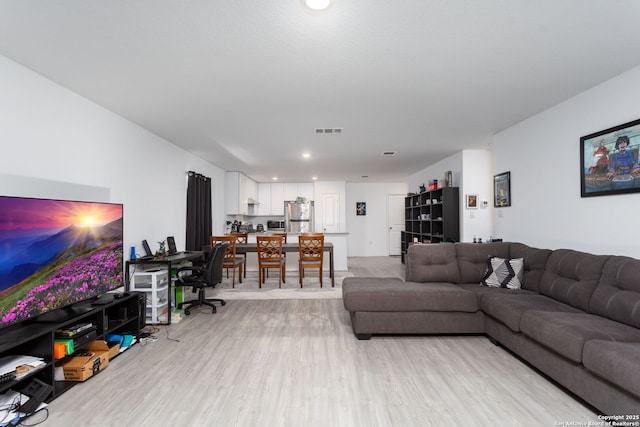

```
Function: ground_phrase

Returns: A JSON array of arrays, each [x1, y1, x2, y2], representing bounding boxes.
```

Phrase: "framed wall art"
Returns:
[[356, 202, 366, 216], [466, 193, 478, 209], [580, 118, 640, 197], [494, 172, 511, 207]]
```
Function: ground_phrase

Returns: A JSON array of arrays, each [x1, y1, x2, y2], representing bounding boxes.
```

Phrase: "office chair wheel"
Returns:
[[221, 301, 226, 306], [185, 309, 191, 315]]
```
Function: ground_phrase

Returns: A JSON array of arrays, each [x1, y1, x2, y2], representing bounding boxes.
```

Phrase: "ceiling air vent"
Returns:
[[381, 151, 397, 156], [314, 128, 344, 134]]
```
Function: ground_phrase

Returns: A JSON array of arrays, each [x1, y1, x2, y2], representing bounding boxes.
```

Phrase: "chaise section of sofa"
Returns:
[[342, 277, 482, 340]]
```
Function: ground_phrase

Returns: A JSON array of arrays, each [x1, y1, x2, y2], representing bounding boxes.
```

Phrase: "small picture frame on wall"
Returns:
[[465, 194, 478, 209], [494, 172, 511, 207], [356, 202, 366, 216]]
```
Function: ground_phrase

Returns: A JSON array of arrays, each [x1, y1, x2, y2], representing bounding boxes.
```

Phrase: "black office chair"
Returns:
[[175, 243, 228, 315]]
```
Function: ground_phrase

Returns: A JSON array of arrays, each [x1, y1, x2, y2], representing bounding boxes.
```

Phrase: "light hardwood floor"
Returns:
[[39, 257, 599, 427]]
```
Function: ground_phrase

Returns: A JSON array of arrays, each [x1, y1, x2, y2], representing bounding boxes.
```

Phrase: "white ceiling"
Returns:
[[2, 1, 640, 183]]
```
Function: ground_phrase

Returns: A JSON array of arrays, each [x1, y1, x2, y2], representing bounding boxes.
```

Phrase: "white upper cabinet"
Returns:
[[226, 172, 257, 215], [256, 183, 284, 215], [270, 183, 285, 215], [283, 183, 314, 201], [228, 178, 311, 216]]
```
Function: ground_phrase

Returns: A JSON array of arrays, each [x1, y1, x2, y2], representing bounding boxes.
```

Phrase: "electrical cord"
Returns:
[[18, 408, 49, 426], [163, 325, 180, 343]]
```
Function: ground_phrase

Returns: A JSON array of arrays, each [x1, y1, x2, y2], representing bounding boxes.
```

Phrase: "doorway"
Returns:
[[387, 194, 405, 255]]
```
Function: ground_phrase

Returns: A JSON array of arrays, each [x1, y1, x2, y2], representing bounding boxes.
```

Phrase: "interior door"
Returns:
[[387, 194, 405, 255], [322, 193, 340, 233]]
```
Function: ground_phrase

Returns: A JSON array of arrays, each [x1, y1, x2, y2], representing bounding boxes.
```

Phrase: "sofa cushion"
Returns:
[[583, 340, 640, 397], [509, 243, 552, 293], [520, 311, 640, 363], [538, 249, 608, 312], [459, 284, 536, 305], [342, 278, 478, 313], [455, 242, 511, 283], [406, 243, 460, 283], [481, 293, 580, 332], [481, 256, 524, 289], [590, 256, 640, 328]]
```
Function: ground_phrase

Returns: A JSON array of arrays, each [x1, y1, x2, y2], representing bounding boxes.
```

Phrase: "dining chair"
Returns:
[[256, 235, 286, 288], [210, 235, 245, 288], [231, 232, 248, 278], [271, 232, 287, 243], [298, 234, 324, 287]]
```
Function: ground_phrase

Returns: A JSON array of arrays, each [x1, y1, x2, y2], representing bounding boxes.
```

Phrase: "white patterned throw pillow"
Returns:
[[481, 256, 524, 289]]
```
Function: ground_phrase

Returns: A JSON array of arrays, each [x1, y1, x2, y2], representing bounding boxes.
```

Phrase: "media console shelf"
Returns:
[[0, 292, 144, 405]]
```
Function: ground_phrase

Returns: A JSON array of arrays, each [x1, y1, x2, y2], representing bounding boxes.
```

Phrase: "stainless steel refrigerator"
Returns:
[[284, 200, 314, 233]]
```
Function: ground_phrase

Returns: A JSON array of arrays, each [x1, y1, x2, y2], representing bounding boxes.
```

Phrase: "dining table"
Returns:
[[235, 242, 334, 287]]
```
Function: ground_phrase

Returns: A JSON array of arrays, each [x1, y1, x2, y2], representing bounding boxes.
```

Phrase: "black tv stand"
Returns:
[[91, 293, 115, 305], [34, 305, 94, 324], [0, 292, 144, 405]]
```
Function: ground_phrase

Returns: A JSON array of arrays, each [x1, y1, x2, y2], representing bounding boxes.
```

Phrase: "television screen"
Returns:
[[0, 196, 123, 330]]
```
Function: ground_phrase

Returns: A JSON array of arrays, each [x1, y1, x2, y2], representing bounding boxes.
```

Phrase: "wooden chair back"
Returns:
[[232, 233, 248, 244], [210, 235, 236, 261], [256, 235, 284, 261], [298, 234, 324, 287], [256, 235, 286, 287]]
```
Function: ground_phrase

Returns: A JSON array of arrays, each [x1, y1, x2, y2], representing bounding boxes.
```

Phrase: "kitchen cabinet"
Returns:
[[226, 172, 258, 215], [256, 183, 284, 216], [258, 183, 271, 215], [283, 183, 314, 201], [270, 183, 284, 215]]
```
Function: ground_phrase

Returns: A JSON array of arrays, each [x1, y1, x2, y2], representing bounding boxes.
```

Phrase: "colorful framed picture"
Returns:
[[356, 202, 366, 216], [580, 118, 640, 197], [466, 194, 478, 209], [494, 172, 511, 207]]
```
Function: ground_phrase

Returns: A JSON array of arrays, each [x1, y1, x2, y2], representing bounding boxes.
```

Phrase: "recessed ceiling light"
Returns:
[[305, 0, 331, 10], [302, 153, 311, 159], [272, 177, 278, 181], [312, 176, 318, 180]]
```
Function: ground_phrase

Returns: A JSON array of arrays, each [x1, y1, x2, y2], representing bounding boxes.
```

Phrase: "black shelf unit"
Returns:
[[0, 292, 144, 402], [401, 187, 460, 263]]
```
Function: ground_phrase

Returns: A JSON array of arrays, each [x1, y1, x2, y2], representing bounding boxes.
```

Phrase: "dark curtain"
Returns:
[[186, 171, 212, 251]]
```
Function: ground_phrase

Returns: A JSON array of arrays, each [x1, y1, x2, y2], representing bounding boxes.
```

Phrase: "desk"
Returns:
[[125, 251, 204, 324], [235, 243, 334, 287]]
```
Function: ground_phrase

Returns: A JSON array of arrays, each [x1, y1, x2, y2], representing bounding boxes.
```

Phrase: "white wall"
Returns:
[[494, 64, 640, 258], [460, 150, 494, 242], [346, 182, 408, 256], [0, 55, 227, 255], [409, 152, 463, 192]]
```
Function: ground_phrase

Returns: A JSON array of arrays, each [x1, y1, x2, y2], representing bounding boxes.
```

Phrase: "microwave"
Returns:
[[267, 220, 285, 230]]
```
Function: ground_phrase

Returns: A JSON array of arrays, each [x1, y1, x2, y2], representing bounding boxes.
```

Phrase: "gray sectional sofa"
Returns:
[[342, 242, 640, 415]]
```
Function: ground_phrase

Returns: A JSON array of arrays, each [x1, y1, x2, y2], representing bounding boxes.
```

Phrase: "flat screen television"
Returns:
[[0, 195, 123, 330]]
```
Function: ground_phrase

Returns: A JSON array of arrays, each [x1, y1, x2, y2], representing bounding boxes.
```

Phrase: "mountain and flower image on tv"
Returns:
[[0, 196, 124, 329]]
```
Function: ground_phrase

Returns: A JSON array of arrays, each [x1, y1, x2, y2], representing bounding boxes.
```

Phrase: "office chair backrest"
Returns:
[[205, 242, 228, 285]]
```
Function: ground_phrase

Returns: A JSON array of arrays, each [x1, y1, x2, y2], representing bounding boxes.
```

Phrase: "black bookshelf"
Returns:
[[401, 187, 460, 263]]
